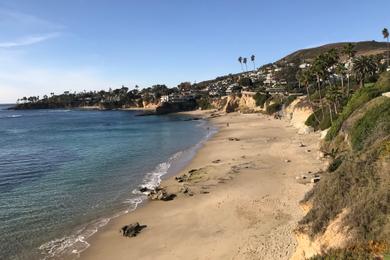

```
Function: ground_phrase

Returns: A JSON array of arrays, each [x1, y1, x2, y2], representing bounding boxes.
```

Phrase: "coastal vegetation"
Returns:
[[298, 73, 390, 258]]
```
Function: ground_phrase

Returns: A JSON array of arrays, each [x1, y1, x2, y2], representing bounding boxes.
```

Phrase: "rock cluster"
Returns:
[[148, 187, 176, 201]]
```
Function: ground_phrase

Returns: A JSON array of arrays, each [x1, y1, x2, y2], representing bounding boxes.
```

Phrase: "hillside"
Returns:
[[195, 40, 388, 89], [278, 41, 388, 63], [294, 72, 390, 259]]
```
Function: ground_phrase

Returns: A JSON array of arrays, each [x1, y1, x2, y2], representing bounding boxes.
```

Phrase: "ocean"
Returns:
[[0, 105, 213, 260]]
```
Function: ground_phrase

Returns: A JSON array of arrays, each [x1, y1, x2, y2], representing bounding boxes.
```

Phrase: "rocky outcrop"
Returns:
[[155, 100, 197, 115], [211, 97, 228, 110], [238, 92, 258, 113], [148, 186, 176, 201], [222, 92, 262, 113], [223, 95, 241, 113]]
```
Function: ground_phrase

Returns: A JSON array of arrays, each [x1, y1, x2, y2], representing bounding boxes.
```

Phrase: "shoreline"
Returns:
[[79, 111, 325, 260], [38, 110, 216, 260]]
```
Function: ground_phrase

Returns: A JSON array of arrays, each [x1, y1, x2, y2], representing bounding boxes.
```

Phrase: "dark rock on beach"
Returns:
[[121, 222, 147, 237]]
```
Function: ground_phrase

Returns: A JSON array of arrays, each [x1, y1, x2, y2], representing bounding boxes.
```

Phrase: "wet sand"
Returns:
[[80, 112, 324, 260]]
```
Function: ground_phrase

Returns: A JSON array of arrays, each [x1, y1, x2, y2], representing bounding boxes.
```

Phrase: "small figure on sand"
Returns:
[[226, 122, 230, 127]]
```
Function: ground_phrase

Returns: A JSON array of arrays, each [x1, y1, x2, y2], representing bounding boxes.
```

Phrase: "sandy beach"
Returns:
[[80, 112, 325, 260]]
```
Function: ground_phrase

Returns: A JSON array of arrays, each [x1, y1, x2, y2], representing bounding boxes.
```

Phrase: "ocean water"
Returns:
[[0, 105, 213, 260]]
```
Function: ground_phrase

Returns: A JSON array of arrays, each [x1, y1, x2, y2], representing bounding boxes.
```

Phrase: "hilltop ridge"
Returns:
[[277, 41, 388, 64]]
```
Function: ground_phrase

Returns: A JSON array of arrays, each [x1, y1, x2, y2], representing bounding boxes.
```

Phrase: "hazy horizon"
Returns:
[[1, 0, 390, 103]]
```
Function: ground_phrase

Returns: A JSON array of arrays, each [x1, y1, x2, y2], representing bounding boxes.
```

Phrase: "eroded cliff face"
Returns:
[[211, 97, 228, 110], [291, 209, 354, 260], [221, 93, 263, 113], [222, 95, 241, 113], [284, 97, 314, 134]]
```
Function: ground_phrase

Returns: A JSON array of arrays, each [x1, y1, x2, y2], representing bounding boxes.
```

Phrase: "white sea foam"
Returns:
[[47, 109, 71, 113], [38, 118, 218, 260], [38, 218, 110, 260], [5, 114, 22, 118]]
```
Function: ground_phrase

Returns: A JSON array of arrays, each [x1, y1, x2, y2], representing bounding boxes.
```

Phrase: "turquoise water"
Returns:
[[0, 105, 212, 260]]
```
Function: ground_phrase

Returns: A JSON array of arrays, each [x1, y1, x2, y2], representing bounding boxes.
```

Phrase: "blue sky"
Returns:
[[0, 0, 389, 103]]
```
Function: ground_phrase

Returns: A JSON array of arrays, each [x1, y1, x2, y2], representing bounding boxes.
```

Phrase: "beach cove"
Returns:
[[80, 111, 326, 260]]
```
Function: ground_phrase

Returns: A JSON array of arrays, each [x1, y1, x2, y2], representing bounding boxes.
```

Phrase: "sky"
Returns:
[[0, 0, 389, 103]]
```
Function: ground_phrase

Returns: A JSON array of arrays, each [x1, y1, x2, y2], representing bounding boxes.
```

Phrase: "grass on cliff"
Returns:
[[350, 98, 390, 151], [326, 71, 390, 141], [310, 241, 390, 260], [300, 141, 390, 242]]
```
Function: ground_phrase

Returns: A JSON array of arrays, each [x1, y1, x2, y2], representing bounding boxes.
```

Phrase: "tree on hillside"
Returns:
[[342, 43, 356, 96], [300, 69, 320, 123], [353, 56, 376, 88], [310, 49, 339, 119], [178, 82, 192, 92], [243, 57, 248, 71], [251, 55, 256, 70], [382, 28, 389, 68], [238, 57, 243, 71], [335, 63, 347, 91]]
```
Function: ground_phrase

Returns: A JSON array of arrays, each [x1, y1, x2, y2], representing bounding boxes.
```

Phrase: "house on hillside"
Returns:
[[299, 63, 311, 69], [265, 86, 287, 95]]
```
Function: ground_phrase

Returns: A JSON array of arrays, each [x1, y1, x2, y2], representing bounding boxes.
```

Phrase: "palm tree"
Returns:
[[243, 57, 248, 71], [311, 56, 327, 117], [238, 57, 243, 71], [383, 28, 389, 68], [335, 63, 347, 92], [342, 43, 356, 59], [353, 56, 376, 88], [251, 55, 256, 70], [301, 69, 320, 123], [342, 43, 356, 96]]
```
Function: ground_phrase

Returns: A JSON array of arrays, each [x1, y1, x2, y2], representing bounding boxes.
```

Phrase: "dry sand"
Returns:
[[79, 112, 324, 260]]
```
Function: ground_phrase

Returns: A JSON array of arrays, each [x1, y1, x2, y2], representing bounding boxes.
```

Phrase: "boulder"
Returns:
[[121, 222, 147, 237]]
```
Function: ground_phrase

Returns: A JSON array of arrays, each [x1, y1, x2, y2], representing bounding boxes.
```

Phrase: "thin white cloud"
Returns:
[[0, 9, 64, 31], [0, 32, 60, 48]]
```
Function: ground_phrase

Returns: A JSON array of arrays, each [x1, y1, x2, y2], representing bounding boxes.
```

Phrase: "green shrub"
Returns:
[[266, 102, 282, 114], [284, 95, 297, 107], [326, 71, 390, 141], [238, 77, 253, 87], [327, 157, 343, 172], [305, 109, 336, 131], [253, 92, 270, 108], [305, 110, 322, 129], [196, 97, 214, 110]]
